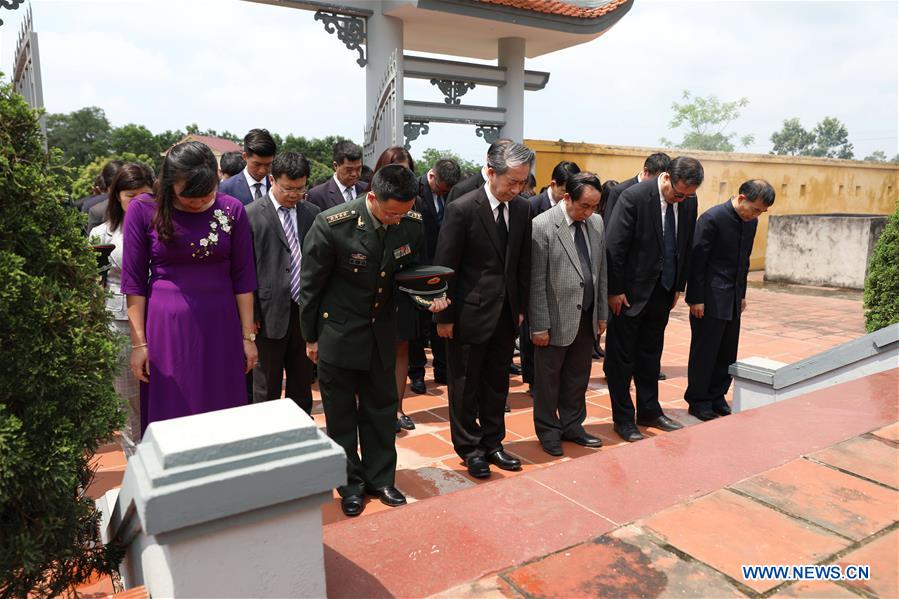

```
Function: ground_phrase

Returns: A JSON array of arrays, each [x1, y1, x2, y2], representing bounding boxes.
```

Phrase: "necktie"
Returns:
[[279, 207, 302, 304], [495, 202, 508, 254], [574, 221, 594, 312], [661, 202, 677, 290], [436, 195, 445, 226], [253, 182, 263, 201], [344, 186, 355, 203]]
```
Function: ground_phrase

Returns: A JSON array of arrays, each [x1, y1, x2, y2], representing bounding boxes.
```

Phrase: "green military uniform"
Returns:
[[299, 195, 424, 497]]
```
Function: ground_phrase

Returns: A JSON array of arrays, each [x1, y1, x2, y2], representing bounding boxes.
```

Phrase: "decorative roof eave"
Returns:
[[415, 0, 633, 34]]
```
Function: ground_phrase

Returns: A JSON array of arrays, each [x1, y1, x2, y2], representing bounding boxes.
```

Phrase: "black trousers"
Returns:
[[446, 303, 516, 461], [408, 316, 446, 381], [604, 282, 674, 425], [533, 310, 594, 443], [253, 302, 314, 414], [519, 315, 535, 385], [318, 353, 397, 497], [684, 313, 741, 407]]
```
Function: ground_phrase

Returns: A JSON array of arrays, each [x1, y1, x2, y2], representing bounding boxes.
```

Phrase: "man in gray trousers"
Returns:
[[529, 172, 608, 456]]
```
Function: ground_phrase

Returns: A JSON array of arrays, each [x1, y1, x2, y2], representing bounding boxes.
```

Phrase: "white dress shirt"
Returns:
[[89, 222, 128, 321], [657, 176, 678, 235], [243, 167, 268, 198], [270, 191, 300, 258], [485, 183, 509, 229], [559, 201, 591, 259], [334, 174, 357, 203]]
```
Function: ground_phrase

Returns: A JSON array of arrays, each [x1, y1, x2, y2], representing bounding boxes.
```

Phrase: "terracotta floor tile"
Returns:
[[732, 458, 898, 541], [396, 433, 456, 467], [503, 409, 538, 439], [871, 422, 899, 443], [770, 581, 859, 598], [432, 575, 524, 598], [641, 490, 850, 593], [395, 465, 476, 501], [72, 573, 115, 598], [89, 445, 127, 471], [835, 528, 898, 598], [85, 468, 125, 500], [401, 392, 449, 413], [810, 436, 899, 489], [505, 524, 743, 599]]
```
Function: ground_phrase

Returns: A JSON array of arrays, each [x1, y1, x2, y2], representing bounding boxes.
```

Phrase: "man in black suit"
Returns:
[[604, 152, 671, 231], [306, 140, 370, 211], [604, 156, 704, 442], [685, 180, 775, 420], [408, 158, 462, 392], [445, 138, 514, 204], [434, 141, 534, 478], [218, 129, 277, 206], [530, 160, 581, 218], [246, 152, 320, 413]]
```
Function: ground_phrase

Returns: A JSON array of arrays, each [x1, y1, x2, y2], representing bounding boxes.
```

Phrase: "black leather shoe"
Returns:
[[712, 401, 732, 416], [395, 419, 402, 434], [564, 433, 603, 448], [434, 372, 447, 385], [410, 378, 426, 394], [340, 495, 364, 517], [466, 456, 491, 478], [509, 363, 522, 376], [637, 415, 684, 431], [541, 441, 564, 456], [614, 423, 645, 442], [486, 450, 522, 471], [658, 372, 667, 380], [398, 414, 416, 430], [688, 406, 719, 421], [368, 486, 407, 507], [504, 402, 511, 413]]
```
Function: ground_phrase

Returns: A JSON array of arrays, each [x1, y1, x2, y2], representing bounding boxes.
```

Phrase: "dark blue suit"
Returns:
[[684, 200, 757, 408], [529, 189, 554, 218], [219, 171, 269, 206]]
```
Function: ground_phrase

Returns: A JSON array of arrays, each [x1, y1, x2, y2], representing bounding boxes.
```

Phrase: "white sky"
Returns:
[[1, 0, 896, 163]]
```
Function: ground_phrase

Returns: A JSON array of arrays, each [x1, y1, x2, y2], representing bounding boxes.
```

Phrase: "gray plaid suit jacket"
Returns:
[[529, 202, 608, 347]]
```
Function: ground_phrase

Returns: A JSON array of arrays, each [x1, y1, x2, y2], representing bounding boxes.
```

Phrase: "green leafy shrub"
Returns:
[[863, 204, 899, 332], [70, 151, 155, 200], [0, 75, 124, 597]]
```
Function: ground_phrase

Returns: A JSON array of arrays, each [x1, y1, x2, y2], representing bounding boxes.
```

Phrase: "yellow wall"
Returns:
[[526, 140, 899, 270]]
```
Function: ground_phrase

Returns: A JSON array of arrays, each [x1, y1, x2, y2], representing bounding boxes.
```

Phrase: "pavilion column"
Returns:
[[364, 10, 404, 162], [497, 37, 525, 142]]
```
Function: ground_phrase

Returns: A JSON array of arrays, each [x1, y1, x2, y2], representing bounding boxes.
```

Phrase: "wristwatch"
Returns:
[[243, 333, 256, 342]]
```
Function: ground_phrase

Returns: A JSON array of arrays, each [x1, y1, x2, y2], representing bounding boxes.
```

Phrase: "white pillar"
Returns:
[[497, 37, 525, 142], [364, 9, 404, 163]]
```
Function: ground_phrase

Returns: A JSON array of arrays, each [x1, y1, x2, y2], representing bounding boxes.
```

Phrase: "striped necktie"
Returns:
[[279, 207, 302, 303]]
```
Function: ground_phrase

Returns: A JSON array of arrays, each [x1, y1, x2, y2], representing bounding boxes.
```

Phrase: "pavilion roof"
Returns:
[[473, 0, 629, 19]]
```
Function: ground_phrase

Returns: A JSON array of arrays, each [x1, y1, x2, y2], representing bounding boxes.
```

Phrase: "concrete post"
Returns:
[[98, 400, 345, 598], [364, 8, 404, 160], [497, 37, 525, 142]]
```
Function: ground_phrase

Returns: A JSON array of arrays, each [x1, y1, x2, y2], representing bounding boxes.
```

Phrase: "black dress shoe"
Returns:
[[712, 401, 732, 416], [509, 363, 522, 376], [486, 450, 522, 471], [398, 414, 416, 430], [688, 406, 719, 421], [395, 419, 402, 434], [368, 486, 407, 507], [564, 433, 603, 448], [637, 414, 684, 431], [434, 373, 447, 385], [410, 378, 427, 394], [340, 495, 365, 517], [658, 372, 667, 380], [504, 402, 511, 413], [541, 441, 564, 456], [466, 456, 491, 478], [614, 423, 644, 442]]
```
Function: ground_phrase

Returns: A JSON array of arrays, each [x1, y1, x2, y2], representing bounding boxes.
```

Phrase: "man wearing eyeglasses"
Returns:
[[307, 140, 370, 211], [246, 152, 320, 412], [604, 156, 703, 442]]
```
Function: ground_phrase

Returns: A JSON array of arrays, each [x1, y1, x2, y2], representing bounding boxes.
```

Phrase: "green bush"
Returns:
[[0, 75, 123, 596], [70, 151, 155, 200], [863, 203, 899, 332]]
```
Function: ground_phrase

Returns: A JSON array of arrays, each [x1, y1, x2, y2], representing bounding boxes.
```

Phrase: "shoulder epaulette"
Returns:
[[404, 210, 422, 222], [325, 209, 357, 225]]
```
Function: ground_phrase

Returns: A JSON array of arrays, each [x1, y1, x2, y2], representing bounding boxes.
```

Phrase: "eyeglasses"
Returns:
[[276, 181, 307, 199], [668, 181, 697, 201]]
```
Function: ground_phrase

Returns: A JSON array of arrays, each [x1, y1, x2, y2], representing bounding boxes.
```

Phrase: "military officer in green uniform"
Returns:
[[300, 164, 449, 517]]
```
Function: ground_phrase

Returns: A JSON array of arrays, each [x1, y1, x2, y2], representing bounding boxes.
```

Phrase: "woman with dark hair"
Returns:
[[121, 141, 258, 433], [89, 163, 155, 455], [373, 146, 421, 433], [599, 179, 619, 222]]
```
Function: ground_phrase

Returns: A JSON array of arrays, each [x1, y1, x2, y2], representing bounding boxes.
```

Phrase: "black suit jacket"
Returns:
[[603, 175, 639, 227], [529, 188, 555, 219], [415, 174, 442, 263], [306, 177, 369, 212], [219, 172, 270, 206], [246, 194, 320, 339], [446, 170, 484, 203], [605, 178, 697, 317], [434, 187, 531, 345], [685, 200, 757, 321]]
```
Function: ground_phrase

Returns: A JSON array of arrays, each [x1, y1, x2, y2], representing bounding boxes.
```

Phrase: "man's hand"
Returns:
[[741, 298, 747, 313], [532, 330, 550, 347], [670, 291, 681, 311], [608, 294, 630, 316], [437, 323, 454, 339], [306, 341, 318, 364], [596, 320, 607, 337], [429, 296, 451, 313], [690, 303, 704, 319]]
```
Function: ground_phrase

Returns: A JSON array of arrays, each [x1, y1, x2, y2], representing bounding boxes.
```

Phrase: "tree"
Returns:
[[810, 116, 854, 159], [660, 91, 754, 152], [864, 150, 888, 162], [70, 151, 156, 200], [414, 148, 480, 177], [863, 204, 899, 332], [45, 106, 112, 169], [0, 75, 123, 596], [184, 123, 240, 143], [770, 118, 816, 156], [109, 123, 157, 157]]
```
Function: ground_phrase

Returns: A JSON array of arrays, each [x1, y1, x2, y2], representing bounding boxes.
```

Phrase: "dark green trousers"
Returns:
[[318, 357, 398, 497]]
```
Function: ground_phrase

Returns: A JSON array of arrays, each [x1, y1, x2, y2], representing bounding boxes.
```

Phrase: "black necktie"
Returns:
[[495, 203, 508, 252], [436, 195, 445, 226], [574, 222, 594, 312], [661, 202, 677, 290], [253, 182, 263, 201]]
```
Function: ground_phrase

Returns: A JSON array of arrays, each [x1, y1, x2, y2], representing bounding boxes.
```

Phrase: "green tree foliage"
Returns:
[[280, 134, 350, 166], [0, 75, 124, 597], [863, 150, 888, 162], [660, 91, 755, 152], [109, 123, 157, 157], [415, 148, 481, 177], [46, 106, 112, 168], [70, 152, 156, 200], [769, 116, 854, 159], [863, 205, 899, 332]]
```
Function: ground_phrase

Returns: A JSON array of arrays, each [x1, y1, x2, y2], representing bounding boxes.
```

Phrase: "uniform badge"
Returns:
[[393, 244, 412, 260], [349, 252, 368, 266]]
